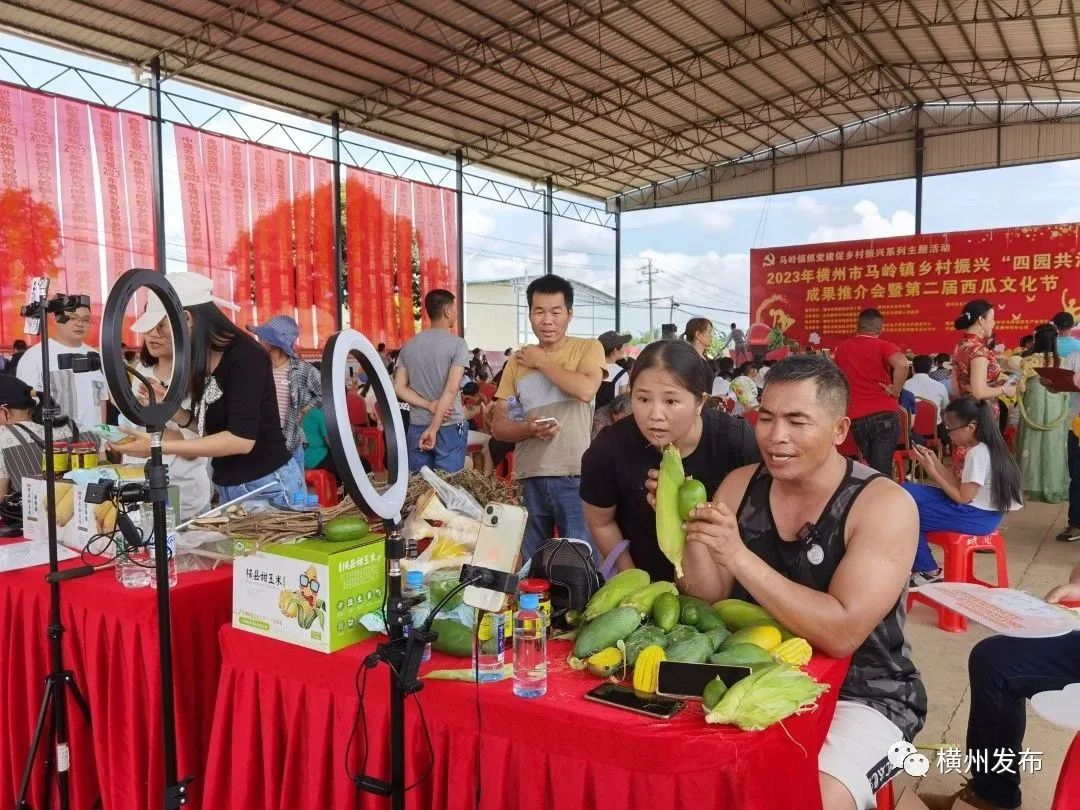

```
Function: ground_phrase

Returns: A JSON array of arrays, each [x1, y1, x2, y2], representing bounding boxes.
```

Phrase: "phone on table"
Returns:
[[584, 682, 685, 719], [463, 503, 528, 613], [655, 661, 753, 700]]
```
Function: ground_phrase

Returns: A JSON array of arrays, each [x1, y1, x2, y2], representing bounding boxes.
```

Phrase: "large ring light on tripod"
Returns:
[[101, 268, 190, 426], [100, 268, 193, 809], [321, 329, 407, 523]]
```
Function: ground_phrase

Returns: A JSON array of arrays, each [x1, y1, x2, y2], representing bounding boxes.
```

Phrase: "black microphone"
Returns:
[[45, 566, 96, 583]]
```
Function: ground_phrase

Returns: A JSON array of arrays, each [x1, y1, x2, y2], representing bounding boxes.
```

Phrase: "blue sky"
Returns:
[[6, 31, 1080, 341]]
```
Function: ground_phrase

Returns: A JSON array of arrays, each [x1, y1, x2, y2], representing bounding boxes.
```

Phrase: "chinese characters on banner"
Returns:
[[750, 224, 1080, 354], [0, 84, 157, 347]]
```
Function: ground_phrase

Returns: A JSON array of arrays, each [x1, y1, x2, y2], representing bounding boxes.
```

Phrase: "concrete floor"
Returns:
[[893, 499, 1079, 808]]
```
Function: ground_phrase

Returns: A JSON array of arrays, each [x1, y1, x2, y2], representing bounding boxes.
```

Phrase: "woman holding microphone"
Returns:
[[110, 273, 304, 509]]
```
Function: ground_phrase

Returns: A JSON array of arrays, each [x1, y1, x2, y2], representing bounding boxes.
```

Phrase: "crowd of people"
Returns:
[[1, 272, 1078, 810]]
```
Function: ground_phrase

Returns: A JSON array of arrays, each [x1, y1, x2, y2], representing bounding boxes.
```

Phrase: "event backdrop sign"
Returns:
[[750, 223, 1080, 354]]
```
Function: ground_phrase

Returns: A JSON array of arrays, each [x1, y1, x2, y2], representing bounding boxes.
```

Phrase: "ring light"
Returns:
[[101, 269, 191, 428], [322, 329, 408, 523]]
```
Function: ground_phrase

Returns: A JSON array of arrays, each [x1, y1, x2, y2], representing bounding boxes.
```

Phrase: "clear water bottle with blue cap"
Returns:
[[513, 593, 547, 698], [507, 396, 525, 422], [403, 570, 431, 661]]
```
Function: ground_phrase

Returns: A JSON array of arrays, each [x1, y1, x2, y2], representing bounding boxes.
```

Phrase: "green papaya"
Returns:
[[324, 515, 369, 543]]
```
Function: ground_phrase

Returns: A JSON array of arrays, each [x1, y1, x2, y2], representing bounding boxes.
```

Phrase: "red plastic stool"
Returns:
[[304, 469, 339, 506], [356, 427, 386, 472], [906, 530, 1009, 632], [875, 781, 894, 810]]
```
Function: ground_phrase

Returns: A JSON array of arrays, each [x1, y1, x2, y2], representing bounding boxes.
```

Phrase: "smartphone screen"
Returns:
[[584, 683, 684, 719], [655, 661, 753, 700]]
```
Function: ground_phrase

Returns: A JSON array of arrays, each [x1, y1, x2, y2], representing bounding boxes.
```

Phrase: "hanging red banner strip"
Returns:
[[345, 167, 367, 335], [0, 86, 29, 346], [201, 131, 233, 306], [441, 187, 459, 302], [121, 113, 155, 270], [249, 144, 275, 324], [91, 106, 136, 333], [223, 137, 252, 327], [365, 172, 384, 342], [292, 154, 315, 348], [312, 158, 336, 344], [174, 125, 210, 279], [412, 182, 432, 329], [270, 148, 293, 319], [395, 179, 415, 344], [56, 98, 102, 336]]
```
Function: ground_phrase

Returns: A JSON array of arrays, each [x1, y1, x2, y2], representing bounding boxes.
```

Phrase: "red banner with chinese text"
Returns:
[[249, 144, 276, 324], [441, 187, 459, 302], [201, 131, 232, 305], [222, 136, 253, 327], [292, 155, 314, 347], [378, 176, 397, 346], [174, 125, 210, 277], [91, 106, 136, 333], [122, 113, 155, 271], [750, 224, 1080, 355], [395, 180, 415, 344], [345, 166, 370, 336], [312, 158, 336, 342], [365, 172, 384, 342], [270, 148, 293, 319], [56, 98, 102, 335], [0, 86, 32, 346]]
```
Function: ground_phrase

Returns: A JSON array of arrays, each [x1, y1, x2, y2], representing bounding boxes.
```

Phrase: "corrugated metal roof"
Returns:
[[2, 0, 1079, 207]]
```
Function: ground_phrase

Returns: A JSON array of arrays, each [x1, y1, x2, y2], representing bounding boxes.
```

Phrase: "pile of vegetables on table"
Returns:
[[569, 568, 829, 731]]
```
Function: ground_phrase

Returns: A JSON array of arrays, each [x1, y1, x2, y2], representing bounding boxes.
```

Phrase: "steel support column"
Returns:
[[914, 128, 925, 235], [456, 149, 465, 331], [149, 57, 166, 272], [544, 177, 553, 275], [332, 112, 345, 330], [614, 198, 622, 332]]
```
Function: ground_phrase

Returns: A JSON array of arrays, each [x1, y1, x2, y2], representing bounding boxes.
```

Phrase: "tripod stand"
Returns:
[[16, 287, 96, 810]]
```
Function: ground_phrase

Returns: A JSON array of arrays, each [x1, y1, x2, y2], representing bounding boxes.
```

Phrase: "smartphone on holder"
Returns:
[[463, 503, 528, 613], [584, 683, 684, 719], [655, 661, 753, 700]]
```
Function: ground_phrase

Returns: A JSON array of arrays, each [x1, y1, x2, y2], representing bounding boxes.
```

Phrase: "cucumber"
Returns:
[[324, 515, 370, 543], [664, 634, 713, 664], [573, 606, 642, 659], [651, 592, 680, 631], [622, 625, 668, 667], [703, 626, 732, 652], [678, 595, 711, 628], [665, 624, 699, 646], [430, 619, 472, 657], [619, 581, 678, 615]]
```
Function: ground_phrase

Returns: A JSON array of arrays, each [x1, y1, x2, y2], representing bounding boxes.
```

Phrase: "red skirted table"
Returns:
[[204, 626, 849, 810], [0, 547, 232, 809]]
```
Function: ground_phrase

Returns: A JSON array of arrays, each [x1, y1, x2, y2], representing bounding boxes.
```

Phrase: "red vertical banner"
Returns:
[[292, 154, 314, 348], [379, 177, 397, 346], [91, 107, 135, 333], [21, 90, 63, 315], [441, 187, 459, 302], [201, 131, 233, 305], [412, 183, 432, 329], [364, 172, 383, 342], [424, 185, 447, 293], [249, 144, 274, 324], [56, 98, 101, 335], [312, 158, 336, 343], [395, 180, 415, 344], [174, 125, 210, 277], [0, 86, 30, 346], [223, 137, 252, 326], [122, 113, 155, 270], [270, 149, 293, 319], [345, 167, 367, 334]]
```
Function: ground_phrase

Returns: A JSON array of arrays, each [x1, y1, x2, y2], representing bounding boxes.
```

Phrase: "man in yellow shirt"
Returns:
[[492, 275, 605, 561]]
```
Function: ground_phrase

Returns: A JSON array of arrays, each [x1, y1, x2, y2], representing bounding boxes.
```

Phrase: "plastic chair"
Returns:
[[304, 469, 339, 506], [875, 781, 894, 810], [356, 427, 387, 472], [723, 397, 736, 414], [906, 530, 1010, 632], [892, 408, 912, 482], [913, 398, 942, 457], [838, 430, 863, 461]]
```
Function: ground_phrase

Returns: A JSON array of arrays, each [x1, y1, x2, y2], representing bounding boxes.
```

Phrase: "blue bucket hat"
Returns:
[[248, 315, 299, 359]]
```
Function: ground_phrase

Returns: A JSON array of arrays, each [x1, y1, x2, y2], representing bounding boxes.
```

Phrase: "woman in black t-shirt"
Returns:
[[112, 274, 303, 509], [581, 340, 759, 581]]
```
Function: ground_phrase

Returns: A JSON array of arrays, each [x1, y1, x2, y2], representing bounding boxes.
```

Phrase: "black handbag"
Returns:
[[528, 538, 602, 630]]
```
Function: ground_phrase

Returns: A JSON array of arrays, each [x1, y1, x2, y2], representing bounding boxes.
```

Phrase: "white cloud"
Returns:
[[463, 208, 496, 238], [794, 195, 827, 218], [808, 199, 915, 242]]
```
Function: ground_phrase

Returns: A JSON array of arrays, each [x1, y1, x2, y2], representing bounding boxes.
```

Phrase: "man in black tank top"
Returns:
[[677, 356, 927, 810]]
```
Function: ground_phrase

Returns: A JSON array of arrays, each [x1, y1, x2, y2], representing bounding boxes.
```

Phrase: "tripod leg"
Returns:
[[64, 675, 92, 727], [16, 678, 56, 810]]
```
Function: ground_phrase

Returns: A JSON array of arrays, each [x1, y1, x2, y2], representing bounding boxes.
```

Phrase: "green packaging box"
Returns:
[[232, 533, 386, 653]]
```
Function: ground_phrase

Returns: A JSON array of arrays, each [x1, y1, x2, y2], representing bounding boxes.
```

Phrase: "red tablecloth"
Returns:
[[204, 626, 848, 810], [0, 548, 232, 809]]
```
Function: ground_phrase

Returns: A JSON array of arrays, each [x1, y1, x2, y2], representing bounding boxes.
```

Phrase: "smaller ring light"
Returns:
[[322, 330, 408, 523], [101, 269, 191, 428]]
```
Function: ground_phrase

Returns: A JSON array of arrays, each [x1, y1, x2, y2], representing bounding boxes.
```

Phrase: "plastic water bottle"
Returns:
[[149, 506, 178, 589], [513, 593, 547, 698], [507, 396, 526, 422], [115, 512, 151, 589], [474, 610, 506, 682], [403, 571, 431, 662]]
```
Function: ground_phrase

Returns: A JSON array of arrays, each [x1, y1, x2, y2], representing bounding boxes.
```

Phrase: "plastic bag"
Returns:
[[420, 466, 483, 520]]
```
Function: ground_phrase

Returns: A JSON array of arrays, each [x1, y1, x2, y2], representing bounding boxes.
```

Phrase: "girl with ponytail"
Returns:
[[0, 376, 80, 497], [903, 396, 1023, 587]]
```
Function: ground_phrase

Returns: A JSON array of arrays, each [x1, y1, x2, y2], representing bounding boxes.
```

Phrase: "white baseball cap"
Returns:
[[130, 272, 238, 333]]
